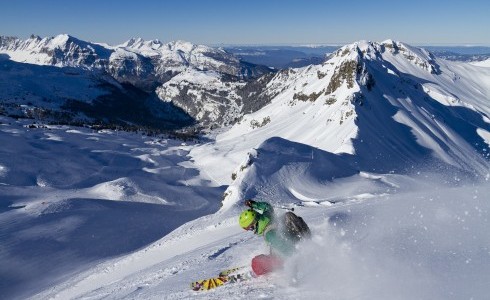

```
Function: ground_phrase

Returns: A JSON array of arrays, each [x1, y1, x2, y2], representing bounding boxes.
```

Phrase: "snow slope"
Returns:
[[29, 136, 490, 300]]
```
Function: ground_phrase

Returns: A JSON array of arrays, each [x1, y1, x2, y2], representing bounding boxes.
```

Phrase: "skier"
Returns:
[[190, 199, 311, 291], [239, 199, 310, 276]]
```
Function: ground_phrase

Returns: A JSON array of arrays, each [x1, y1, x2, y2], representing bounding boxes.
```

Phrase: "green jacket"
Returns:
[[250, 201, 296, 256]]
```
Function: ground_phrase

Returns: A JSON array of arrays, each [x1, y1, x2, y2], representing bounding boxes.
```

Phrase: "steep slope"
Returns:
[[156, 69, 245, 128], [192, 40, 490, 183]]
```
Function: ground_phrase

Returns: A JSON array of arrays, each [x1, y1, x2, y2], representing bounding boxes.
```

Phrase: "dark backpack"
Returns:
[[283, 211, 311, 241]]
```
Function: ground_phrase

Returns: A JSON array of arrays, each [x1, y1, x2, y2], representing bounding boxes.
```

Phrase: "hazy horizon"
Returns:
[[2, 0, 490, 46], [3, 33, 490, 49]]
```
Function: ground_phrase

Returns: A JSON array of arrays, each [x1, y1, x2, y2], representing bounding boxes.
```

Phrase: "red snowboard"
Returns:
[[251, 254, 284, 275]]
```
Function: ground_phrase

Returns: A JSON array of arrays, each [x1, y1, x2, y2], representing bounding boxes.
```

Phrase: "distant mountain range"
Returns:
[[0, 34, 270, 84], [0, 34, 273, 130]]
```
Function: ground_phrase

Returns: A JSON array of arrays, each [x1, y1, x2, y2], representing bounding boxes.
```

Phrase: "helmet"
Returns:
[[239, 209, 257, 230]]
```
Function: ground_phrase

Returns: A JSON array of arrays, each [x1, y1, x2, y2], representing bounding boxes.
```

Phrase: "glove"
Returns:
[[245, 199, 256, 207]]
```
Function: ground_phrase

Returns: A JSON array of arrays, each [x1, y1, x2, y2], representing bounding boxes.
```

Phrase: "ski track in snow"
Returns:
[[43, 217, 243, 299]]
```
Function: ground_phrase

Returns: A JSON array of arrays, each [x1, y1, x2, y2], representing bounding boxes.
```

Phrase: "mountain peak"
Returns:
[[28, 34, 41, 41], [121, 37, 144, 48], [166, 40, 197, 52], [150, 39, 162, 45], [330, 40, 383, 62], [328, 39, 440, 77], [50, 33, 75, 47], [121, 37, 165, 52]]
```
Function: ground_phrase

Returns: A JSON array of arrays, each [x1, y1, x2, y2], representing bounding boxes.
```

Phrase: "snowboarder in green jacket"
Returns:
[[239, 199, 310, 275]]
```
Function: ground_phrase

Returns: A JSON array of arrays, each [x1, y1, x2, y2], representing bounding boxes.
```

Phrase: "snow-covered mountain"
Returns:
[[2, 35, 489, 170], [0, 34, 268, 80], [0, 34, 111, 68], [193, 40, 490, 183], [0, 34, 273, 128], [2, 35, 489, 139]]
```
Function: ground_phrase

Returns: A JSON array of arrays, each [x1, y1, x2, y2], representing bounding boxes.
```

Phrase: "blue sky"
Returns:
[[1, 0, 489, 45]]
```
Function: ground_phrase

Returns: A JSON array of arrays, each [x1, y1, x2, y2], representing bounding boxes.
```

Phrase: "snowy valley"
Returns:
[[1, 35, 490, 299]]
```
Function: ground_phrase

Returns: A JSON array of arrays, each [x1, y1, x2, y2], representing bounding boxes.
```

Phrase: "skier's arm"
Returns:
[[248, 201, 273, 215]]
